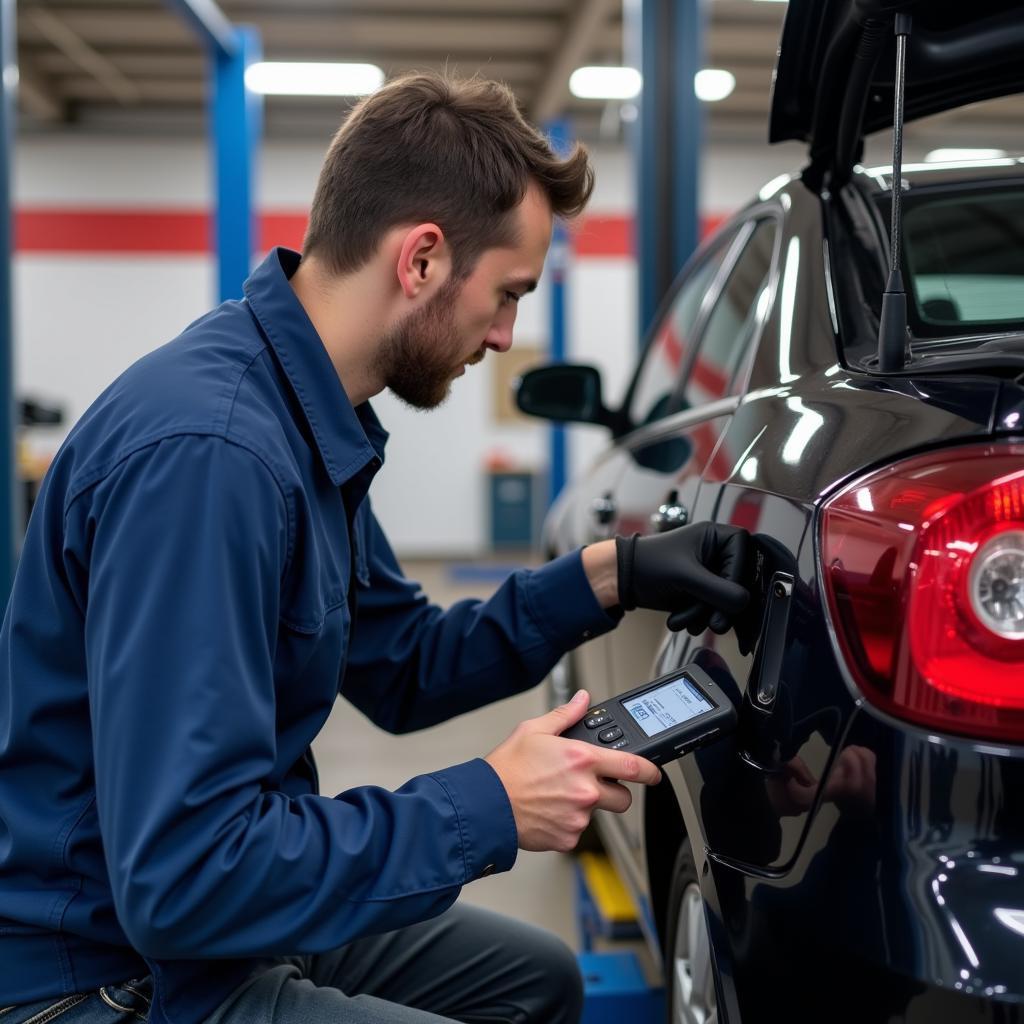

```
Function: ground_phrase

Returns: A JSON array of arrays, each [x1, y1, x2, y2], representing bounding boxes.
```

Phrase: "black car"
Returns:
[[517, 1, 1024, 1020]]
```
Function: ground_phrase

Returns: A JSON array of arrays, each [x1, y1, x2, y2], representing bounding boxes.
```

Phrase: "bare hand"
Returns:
[[485, 690, 663, 853]]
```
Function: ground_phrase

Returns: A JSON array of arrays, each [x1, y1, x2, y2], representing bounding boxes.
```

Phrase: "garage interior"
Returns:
[[1, 1, 1023, 1022]]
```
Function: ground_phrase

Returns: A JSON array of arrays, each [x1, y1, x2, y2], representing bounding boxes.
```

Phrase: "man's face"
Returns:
[[380, 185, 553, 410]]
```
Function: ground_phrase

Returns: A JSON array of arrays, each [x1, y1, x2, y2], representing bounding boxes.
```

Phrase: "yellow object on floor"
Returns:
[[577, 852, 638, 925]]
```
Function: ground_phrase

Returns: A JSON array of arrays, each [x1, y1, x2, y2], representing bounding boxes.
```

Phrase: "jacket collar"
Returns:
[[244, 248, 388, 486]]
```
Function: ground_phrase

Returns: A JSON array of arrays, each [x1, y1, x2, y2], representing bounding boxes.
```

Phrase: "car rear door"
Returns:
[[667, 195, 850, 875], [594, 214, 781, 872]]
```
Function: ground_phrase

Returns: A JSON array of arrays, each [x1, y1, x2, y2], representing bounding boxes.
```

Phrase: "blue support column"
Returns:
[[545, 118, 571, 507], [625, 0, 703, 342], [210, 26, 262, 301], [163, 0, 236, 56], [163, 1, 262, 302], [0, 0, 18, 599]]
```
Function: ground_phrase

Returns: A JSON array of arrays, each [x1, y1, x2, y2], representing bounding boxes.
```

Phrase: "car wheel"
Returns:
[[665, 840, 720, 1024]]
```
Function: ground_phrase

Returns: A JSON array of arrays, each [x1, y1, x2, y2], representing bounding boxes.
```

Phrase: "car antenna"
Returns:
[[877, 12, 912, 372]]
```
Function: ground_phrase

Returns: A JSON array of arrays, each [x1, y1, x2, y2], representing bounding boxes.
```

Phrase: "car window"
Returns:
[[627, 235, 735, 428], [902, 189, 1024, 334], [683, 219, 777, 407]]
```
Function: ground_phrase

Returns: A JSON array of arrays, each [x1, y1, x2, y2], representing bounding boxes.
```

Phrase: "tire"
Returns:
[[664, 840, 722, 1024]]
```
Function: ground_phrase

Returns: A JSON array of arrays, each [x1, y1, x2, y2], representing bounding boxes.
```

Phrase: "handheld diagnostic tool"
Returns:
[[561, 664, 736, 765]]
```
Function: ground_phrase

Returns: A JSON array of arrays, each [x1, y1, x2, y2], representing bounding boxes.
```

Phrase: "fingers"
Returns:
[[666, 606, 717, 636], [687, 568, 751, 614], [532, 689, 590, 736], [667, 605, 704, 632], [708, 609, 731, 634], [717, 529, 752, 587], [783, 755, 816, 788], [595, 779, 633, 814], [591, 748, 662, 786], [684, 526, 752, 613], [667, 526, 753, 633]]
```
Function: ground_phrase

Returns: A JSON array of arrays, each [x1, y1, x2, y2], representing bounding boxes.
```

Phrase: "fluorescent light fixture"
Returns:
[[245, 62, 384, 97], [569, 66, 641, 100], [695, 69, 736, 102], [924, 148, 1008, 163]]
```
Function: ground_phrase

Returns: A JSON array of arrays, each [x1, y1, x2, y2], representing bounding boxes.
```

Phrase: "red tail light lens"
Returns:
[[821, 444, 1024, 741]]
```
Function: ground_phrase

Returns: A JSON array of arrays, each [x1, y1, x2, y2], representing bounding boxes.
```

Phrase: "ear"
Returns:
[[396, 223, 451, 300]]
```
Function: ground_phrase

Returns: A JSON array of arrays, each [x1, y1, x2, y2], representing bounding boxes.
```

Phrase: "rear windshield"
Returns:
[[893, 186, 1024, 338]]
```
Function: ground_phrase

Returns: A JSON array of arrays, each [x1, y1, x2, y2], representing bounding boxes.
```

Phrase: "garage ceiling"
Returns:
[[14, 0, 1024, 147]]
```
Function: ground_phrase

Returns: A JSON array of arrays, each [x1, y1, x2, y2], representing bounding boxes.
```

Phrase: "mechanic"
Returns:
[[0, 72, 750, 1024]]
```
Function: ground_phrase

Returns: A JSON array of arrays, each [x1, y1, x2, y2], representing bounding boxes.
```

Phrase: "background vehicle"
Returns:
[[518, 1, 1024, 1020]]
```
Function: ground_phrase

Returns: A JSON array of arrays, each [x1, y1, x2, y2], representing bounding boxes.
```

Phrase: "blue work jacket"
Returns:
[[0, 248, 619, 1023]]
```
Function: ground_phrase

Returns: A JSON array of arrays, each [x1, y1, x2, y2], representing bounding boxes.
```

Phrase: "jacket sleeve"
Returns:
[[341, 503, 623, 734], [76, 435, 515, 961]]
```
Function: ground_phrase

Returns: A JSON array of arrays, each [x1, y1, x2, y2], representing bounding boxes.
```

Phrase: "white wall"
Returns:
[[13, 134, 813, 555]]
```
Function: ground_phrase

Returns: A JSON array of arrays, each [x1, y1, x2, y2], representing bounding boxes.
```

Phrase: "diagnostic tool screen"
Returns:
[[621, 676, 715, 738]]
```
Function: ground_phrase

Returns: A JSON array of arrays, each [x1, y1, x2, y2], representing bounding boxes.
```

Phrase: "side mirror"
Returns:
[[514, 364, 618, 430]]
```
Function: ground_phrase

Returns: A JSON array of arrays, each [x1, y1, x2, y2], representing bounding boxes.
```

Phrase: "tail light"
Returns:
[[821, 444, 1024, 742]]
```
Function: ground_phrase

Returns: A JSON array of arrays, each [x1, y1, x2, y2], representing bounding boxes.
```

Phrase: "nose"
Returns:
[[485, 307, 517, 353]]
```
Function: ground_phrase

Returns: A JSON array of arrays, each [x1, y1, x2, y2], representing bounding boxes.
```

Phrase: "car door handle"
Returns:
[[650, 495, 689, 533], [590, 494, 616, 525], [752, 573, 794, 707]]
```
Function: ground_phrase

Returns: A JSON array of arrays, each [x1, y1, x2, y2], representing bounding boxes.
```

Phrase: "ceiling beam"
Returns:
[[531, 0, 615, 123], [16, 52, 65, 122], [26, 7, 141, 105], [31, 49, 546, 89], [26, 11, 562, 53]]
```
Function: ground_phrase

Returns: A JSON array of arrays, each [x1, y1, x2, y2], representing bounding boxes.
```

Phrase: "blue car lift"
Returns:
[[627, 0, 703, 342], [575, 853, 666, 1023], [163, 0, 263, 303]]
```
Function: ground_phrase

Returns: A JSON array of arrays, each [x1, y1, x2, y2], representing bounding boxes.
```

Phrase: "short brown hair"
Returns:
[[303, 71, 594, 277]]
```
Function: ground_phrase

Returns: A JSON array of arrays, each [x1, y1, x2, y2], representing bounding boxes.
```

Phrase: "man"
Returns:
[[0, 73, 748, 1024]]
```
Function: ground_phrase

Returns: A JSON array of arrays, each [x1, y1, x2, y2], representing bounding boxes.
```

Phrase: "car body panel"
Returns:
[[699, 709, 1024, 1021], [537, 164, 1023, 1019]]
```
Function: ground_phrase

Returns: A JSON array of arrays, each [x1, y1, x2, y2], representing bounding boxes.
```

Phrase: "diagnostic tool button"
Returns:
[[608, 738, 630, 750], [584, 712, 611, 729], [599, 726, 624, 744]]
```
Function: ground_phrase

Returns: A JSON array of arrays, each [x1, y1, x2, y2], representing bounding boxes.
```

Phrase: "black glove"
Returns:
[[616, 522, 751, 634]]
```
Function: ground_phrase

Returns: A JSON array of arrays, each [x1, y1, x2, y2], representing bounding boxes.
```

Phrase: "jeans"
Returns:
[[0, 905, 583, 1024], [0, 978, 153, 1024]]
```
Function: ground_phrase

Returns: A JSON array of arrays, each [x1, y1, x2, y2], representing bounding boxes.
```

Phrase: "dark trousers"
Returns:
[[2, 905, 583, 1024]]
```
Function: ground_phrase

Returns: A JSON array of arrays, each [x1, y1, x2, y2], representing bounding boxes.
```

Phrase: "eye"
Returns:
[[504, 291, 521, 305]]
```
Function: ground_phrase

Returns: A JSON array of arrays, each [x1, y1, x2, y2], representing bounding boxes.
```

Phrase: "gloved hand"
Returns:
[[616, 522, 751, 634]]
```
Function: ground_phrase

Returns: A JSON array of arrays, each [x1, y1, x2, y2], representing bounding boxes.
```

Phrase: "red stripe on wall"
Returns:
[[571, 214, 632, 256], [16, 209, 210, 254], [14, 208, 729, 258], [261, 212, 310, 252]]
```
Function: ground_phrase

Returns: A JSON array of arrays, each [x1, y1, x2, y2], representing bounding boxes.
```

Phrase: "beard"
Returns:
[[377, 277, 484, 410]]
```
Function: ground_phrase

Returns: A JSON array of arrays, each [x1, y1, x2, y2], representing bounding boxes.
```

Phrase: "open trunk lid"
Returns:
[[770, 0, 1024, 186]]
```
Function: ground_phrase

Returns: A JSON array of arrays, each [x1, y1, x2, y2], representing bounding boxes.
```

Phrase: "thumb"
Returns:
[[532, 689, 590, 736]]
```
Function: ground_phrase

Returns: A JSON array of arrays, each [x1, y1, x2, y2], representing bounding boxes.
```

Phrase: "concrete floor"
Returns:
[[311, 557, 579, 951]]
